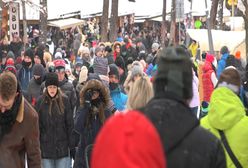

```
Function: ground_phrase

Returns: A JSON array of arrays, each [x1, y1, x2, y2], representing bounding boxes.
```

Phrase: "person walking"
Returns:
[[201, 67, 248, 168], [0, 71, 41, 167], [140, 47, 226, 168], [35, 72, 74, 168]]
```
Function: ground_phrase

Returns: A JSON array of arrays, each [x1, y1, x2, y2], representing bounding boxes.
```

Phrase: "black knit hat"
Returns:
[[154, 47, 193, 100], [24, 48, 34, 60], [45, 72, 59, 87]]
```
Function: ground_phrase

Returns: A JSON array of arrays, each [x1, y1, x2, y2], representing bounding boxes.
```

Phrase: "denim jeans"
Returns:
[[42, 156, 70, 168]]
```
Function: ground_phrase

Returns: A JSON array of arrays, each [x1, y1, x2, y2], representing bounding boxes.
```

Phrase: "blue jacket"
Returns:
[[17, 66, 33, 92], [217, 53, 229, 78], [110, 88, 127, 111]]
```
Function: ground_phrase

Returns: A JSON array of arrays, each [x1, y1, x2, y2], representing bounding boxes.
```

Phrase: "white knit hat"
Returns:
[[79, 66, 88, 84]]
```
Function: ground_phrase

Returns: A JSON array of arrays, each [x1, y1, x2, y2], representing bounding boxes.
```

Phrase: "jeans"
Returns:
[[42, 156, 70, 168]]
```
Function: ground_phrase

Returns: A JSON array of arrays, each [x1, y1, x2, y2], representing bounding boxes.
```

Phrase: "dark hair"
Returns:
[[0, 71, 17, 101]]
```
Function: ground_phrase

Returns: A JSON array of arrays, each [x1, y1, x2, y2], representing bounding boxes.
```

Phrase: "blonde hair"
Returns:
[[127, 76, 153, 110]]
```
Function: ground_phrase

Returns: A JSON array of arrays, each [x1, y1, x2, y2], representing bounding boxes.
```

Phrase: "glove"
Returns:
[[70, 148, 76, 159], [84, 90, 92, 107]]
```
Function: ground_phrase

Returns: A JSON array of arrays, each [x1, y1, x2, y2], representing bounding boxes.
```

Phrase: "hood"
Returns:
[[208, 87, 245, 130], [143, 95, 199, 154], [221, 53, 229, 61], [80, 79, 110, 108], [203, 61, 213, 73]]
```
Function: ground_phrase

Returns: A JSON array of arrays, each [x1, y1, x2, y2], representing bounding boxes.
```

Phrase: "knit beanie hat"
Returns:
[[220, 46, 229, 55], [24, 48, 34, 60], [65, 64, 71, 73], [154, 47, 193, 100], [152, 43, 160, 50], [95, 46, 103, 55], [131, 64, 143, 79], [91, 111, 166, 168], [54, 52, 62, 59], [79, 66, 88, 84], [217, 66, 241, 93], [33, 64, 45, 77], [93, 57, 108, 75], [235, 51, 241, 60], [5, 59, 16, 74], [45, 72, 59, 87], [109, 64, 120, 79], [53, 59, 65, 70]]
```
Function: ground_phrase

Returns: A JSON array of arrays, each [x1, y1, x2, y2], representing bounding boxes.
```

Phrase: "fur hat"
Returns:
[[79, 66, 88, 84], [91, 111, 166, 168], [217, 66, 241, 93], [45, 72, 59, 87], [154, 47, 193, 100]]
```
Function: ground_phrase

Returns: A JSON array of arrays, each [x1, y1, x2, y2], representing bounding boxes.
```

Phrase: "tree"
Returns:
[[100, 0, 109, 42], [161, 0, 167, 49], [22, 0, 28, 49], [217, 0, 224, 30], [210, 0, 219, 29], [169, 0, 176, 46], [240, 0, 248, 62], [39, 0, 47, 45], [109, 0, 119, 42]]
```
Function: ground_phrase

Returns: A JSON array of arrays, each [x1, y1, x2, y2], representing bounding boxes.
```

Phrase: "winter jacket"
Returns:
[[0, 97, 41, 168], [140, 93, 226, 168], [17, 65, 33, 93], [201, 87, 248, 168], [73, 79, 112, 168], [110, 87, 128, 111], [59, 78, 77, 112], [217, 53, 229, 78], [27, 78, 43, 106], [35, 90, 73, 159], [189, 71, 200, 108], [202, 61, 215, 102]]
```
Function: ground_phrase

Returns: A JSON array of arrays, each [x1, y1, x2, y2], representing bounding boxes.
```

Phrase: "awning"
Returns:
[[187, 29, 246, 57], [48, 18, 85, 30]]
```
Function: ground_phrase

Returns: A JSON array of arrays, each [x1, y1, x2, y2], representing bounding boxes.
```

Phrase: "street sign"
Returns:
[[9, 2, 20, 41]]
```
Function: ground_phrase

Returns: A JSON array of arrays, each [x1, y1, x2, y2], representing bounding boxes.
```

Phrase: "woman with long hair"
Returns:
[[35, 72, 73, 168], [73, 73, 112, 168], [127, 76, 153, 110]]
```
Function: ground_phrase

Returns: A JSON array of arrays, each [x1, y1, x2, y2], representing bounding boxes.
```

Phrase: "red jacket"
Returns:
[[202, 62, 214, 102]]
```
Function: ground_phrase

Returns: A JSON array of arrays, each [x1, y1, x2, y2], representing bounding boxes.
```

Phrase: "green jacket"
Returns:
[[201, 87, 248, 168]]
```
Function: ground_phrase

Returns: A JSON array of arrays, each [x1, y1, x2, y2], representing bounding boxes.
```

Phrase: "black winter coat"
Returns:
[[141, 94, 226, 168], [35, 91, 74, 159]]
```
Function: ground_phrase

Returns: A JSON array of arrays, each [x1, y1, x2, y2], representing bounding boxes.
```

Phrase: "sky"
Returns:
[[18, 0, 224, 20]]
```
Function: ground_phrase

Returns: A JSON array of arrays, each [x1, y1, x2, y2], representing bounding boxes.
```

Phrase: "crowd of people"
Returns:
[[0, 26, 247, 168]]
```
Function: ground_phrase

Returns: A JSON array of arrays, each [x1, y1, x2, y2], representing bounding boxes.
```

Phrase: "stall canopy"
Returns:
[[187, 29, 246, 57], [48, 18, 84, 30]]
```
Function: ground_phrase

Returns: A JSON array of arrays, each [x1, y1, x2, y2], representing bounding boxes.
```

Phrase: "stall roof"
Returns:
[[48, 18, 84, 30], [186, 29, 245, 54]]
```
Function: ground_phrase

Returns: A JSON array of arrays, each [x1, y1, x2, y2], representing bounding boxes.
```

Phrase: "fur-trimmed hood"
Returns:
[[80, 79, 110, 107]]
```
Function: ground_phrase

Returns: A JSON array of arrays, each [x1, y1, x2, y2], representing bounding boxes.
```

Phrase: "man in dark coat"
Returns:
[[140, 47, 226, 168], [0, 71, 41, 168]]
